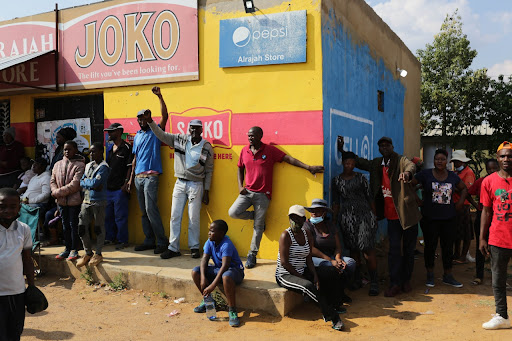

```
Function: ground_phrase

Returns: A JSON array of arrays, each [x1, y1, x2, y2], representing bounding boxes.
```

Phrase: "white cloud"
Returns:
[[488, 60, 512, 78], [490, 11, 512, 33], [367, 0, 481, 54]]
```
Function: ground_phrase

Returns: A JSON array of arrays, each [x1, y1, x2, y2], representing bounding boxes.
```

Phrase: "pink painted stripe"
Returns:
[[104, 110, 323, 146], [11, 122, 35, 147]]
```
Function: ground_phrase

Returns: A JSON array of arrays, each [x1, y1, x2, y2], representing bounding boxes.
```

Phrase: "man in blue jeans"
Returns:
[[104, 123, 133, 250], [127, 87, 168, 254]]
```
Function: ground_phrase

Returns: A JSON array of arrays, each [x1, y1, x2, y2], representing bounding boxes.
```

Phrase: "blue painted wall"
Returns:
[[322, 10, 406, 240]]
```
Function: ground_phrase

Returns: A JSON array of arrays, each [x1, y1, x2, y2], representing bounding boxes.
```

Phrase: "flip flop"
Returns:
[[452, 259, 468, 265]]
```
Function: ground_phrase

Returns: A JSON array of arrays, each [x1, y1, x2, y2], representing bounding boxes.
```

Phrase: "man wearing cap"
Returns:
[[451, 150, 476, 264], [230, 126, 324, 269], [140, 94, 213, 260], [104, 123, 133, 249], [0, 127, 25, 188], [337, 135, 421, 297], [480, 141, 512, 330], [127, 86, 168, 254]]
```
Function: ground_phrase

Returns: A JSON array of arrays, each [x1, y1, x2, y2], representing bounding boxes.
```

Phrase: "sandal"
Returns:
[[452, 259, 468, 265], [471, 278, 482, 285]]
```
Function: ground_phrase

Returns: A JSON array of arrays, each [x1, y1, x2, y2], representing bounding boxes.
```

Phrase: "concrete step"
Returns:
[[37, 245, 302, 316]]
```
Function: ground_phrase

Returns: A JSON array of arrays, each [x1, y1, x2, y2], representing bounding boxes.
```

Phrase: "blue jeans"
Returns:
[[59, 205, 81, 251], [105, 189, 130, 243], [387, 219, 418, 286], [312, 256, 356, 275], [169, 179, 203, 252], [192, 265, 244, 285], [134, 176, 167, 247]]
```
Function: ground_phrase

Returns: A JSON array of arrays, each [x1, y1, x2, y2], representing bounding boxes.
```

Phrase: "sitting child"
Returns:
[[15, 157, 36, 194], [191, 219, 244, 327], [76, 142, 110, 267]]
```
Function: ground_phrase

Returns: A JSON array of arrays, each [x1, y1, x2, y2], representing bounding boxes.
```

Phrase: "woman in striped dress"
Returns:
[[276, 205, 345, 331]]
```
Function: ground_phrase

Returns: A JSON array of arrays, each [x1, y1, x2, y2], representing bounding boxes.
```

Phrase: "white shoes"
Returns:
[[466, 251, 476, 263], [482, 314, 511, 330]]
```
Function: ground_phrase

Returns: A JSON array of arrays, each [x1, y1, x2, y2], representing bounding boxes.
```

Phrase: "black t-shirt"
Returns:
[[106, 141, 133, 191], [415, 169, 461, 220]]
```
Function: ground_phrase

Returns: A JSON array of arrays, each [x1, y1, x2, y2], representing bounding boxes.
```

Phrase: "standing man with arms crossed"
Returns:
[[229, 126, 324, 268], [127, 87, 168, 254], [480, 141, 512, 330], [104, 123, 133, 249], [142, 90, 213, 259], [338, 136, 421, 297]]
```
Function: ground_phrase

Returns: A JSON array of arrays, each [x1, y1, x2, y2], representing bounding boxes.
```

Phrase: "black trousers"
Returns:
[[473, 211, 486, 279], [387, 219, 418, 286], [0, 293, 25, 341], [423, 217, 456, 270], [490, 245, 512, 319]]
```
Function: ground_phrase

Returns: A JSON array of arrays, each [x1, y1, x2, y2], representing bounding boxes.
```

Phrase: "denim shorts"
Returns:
[[192, 265, 244, 285]]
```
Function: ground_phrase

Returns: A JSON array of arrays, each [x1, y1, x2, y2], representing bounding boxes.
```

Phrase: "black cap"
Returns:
[[378, 136, 393, 145], [104, 123, 124, 131]]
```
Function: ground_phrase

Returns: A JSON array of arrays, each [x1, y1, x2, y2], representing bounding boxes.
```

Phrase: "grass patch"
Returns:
[[80, 268, 94, 286], [153, 292, 168, 299], [109, 273, 128, 291]]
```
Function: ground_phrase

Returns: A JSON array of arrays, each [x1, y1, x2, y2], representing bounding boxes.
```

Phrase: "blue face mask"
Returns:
[[455, 165, 464, 172], [310, 216, 324, 224]]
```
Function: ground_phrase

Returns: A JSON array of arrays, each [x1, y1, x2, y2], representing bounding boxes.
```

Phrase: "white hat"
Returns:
[[451, 150, 471, 163], [288, 205, 305, 217]]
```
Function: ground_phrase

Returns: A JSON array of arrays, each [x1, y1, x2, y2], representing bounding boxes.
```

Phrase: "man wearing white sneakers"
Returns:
[[479, 141, 512, 330]]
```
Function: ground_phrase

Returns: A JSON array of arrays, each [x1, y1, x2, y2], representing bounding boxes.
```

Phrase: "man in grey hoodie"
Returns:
[[141, 94, 213, 259]]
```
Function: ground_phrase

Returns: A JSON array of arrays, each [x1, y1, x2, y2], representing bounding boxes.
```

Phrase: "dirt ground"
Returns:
[[23, 249, 512, 341]]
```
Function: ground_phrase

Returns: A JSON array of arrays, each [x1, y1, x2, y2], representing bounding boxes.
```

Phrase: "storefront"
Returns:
[[0, 0, 420, 259]]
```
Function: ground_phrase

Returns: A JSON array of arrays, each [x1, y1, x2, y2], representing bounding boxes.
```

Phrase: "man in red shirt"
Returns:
[[451, 150, 476, 264], [480, 141, 512, 330], [228, 126, 324, 268]]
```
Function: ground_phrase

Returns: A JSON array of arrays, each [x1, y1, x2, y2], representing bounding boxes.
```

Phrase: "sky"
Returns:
[[1, 0, 511, 77]]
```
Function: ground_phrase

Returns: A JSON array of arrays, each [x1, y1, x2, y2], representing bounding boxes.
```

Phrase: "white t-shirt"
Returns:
[[0, 220, 32, 296]]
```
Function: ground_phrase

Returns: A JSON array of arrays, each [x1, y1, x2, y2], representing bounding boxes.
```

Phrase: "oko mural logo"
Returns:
[[232, 25, 288, 48]]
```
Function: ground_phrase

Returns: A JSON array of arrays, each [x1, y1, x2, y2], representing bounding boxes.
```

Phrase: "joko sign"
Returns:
[[219, 10, 307, 67], [0, 0, 198, 93]]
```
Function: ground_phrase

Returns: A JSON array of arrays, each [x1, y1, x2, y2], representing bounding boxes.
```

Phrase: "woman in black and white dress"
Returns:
[[275, 205, 345, 331]]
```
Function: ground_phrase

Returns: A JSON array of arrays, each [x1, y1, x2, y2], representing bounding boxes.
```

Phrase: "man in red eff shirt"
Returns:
[[228, 126, 324, 269]]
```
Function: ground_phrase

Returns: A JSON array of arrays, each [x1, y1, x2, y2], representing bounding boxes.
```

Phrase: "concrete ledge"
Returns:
[[39, 246, 302, 316]]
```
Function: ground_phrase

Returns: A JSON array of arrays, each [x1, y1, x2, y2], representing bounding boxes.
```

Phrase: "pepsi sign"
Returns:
[[219, 10, 307, 67]]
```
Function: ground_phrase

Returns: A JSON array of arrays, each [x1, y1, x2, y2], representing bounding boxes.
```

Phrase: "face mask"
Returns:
[[455, 165, 464, 172], [310, 215, 324, 225], [289, 219, 302, 232]]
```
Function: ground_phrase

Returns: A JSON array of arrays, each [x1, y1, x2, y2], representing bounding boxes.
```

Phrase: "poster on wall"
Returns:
[[219, 10, 307, 67], [36, 118, 91, 162], [0, 0, 199, 94]]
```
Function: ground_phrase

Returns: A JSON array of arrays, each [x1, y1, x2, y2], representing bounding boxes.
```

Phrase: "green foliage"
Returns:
[[80, 268, 95, 286], [109, 273, 128, 291], [487, 75, 512, 145]]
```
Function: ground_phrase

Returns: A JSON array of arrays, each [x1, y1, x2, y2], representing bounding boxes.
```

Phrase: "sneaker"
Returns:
[[331, 317, 345, 331], [229, 310, 240, 327], [191, 249, 200, 259], [194, 300, 206, 313], [466, 251, 476, 263], [482, 314, 511, 330], [76, 254, 92, 268], [160, 249, 181, 259], [55, 250, 70, 260], [384, 285, 401, 297], [369, 282, 380, 296], [245, 253, 256, 269], [89, 254, 104, 266], [443, 274, 463, 288], [134, 244, 155, 251], [115, 243, 129, 250], [334, 304, 347, 314], [66, 250, 79, 261], [426, 272, 435, 287], [154, 245, 168, 254]]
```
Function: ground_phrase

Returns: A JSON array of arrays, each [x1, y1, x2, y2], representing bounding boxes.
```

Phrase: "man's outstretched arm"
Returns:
[[282, 155, 324, 175]]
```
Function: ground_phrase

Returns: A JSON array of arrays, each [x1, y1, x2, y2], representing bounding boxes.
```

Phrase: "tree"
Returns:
[[417, 11, 491, 151], [487, 75, 512, 146]]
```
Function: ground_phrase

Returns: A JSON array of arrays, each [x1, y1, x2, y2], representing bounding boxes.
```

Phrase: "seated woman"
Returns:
[[303, 198, 356, 303], [276, 205, 345, 331], [332, 152, 380, 295]]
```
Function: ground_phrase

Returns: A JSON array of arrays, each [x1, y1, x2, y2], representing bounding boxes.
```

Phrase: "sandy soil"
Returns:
[[22, 253, 512, 341]]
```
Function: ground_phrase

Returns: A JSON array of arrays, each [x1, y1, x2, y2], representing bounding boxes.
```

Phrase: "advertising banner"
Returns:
[[219, 10, 307, 68], [0, 0, 198, 93], [36, 118, 91, 162]]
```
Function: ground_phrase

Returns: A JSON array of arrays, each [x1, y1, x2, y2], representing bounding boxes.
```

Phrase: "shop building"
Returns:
[[0, 0, 420, 259]]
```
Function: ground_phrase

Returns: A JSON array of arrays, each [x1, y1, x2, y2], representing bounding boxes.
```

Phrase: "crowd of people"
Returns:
[[1, 88, 511, 338]]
